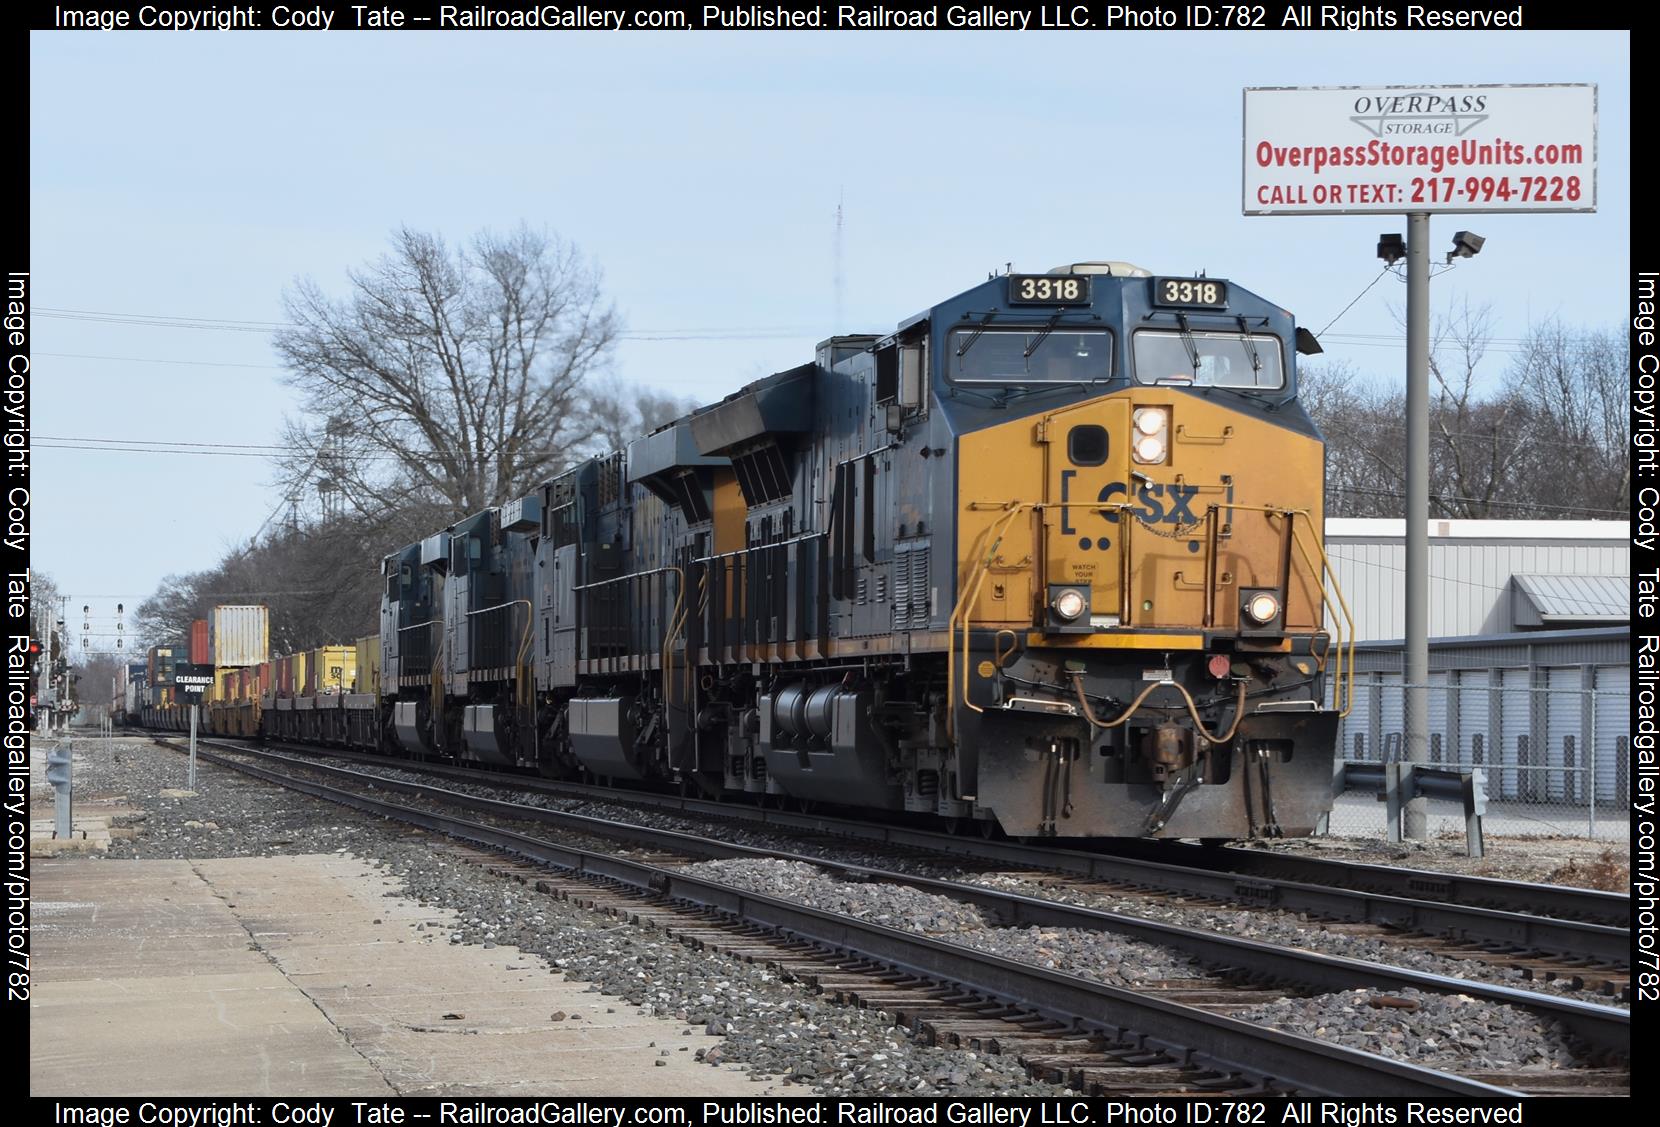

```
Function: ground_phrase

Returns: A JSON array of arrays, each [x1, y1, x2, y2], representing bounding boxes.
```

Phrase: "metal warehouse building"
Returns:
[[1318, 520, 1631, 839], [1325, 519, 1629, 642]]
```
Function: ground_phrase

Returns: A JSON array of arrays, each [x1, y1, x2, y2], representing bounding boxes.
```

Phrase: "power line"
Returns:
[[1316, 265, 1393, 337], [35, 306, 816, 341], [39, 351, 285, 370], [37, 443, 297, 459], [37, 434, 292, 451]]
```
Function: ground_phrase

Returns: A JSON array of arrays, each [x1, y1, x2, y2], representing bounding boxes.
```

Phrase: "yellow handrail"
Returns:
[[949, 498, 1357, 729], [1289, 521, 1357, 717]]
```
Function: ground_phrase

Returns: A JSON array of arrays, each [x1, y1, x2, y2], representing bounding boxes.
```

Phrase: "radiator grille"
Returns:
[[893, 541, 931, 630]]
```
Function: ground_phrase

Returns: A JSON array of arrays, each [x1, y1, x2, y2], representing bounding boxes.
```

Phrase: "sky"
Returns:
[[30, 29, 1630, 654]]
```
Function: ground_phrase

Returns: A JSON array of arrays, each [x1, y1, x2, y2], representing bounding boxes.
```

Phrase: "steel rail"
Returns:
[[217, 740, 1630, 1056], [161, 739, 1528, 1097], [218, 736, 1628, 959], [1133, 840, 1630, 927]]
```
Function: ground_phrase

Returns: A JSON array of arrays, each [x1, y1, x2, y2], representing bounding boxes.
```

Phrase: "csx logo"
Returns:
[[1095, 481, 1201, 524], [1058, 471, 1210, 533]]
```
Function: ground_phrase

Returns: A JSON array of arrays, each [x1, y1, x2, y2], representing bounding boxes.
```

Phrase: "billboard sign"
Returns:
[[1243, 84, 1596, 215]]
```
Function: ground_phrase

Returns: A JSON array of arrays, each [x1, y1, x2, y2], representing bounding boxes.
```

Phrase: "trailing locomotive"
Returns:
[[160, 262, 1355, 839]]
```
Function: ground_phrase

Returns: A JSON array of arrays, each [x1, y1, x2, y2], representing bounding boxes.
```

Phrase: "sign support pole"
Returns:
[[189, 703, 198, 791], [1404, 211, 1430, 839]]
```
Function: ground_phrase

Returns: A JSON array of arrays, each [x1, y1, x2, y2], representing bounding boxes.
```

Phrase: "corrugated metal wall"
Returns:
[[1333, 630, 1629, 813], [1323, 522, 1628, 641]]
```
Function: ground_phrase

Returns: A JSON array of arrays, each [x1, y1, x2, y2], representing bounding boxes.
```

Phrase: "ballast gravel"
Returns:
[[70, 736, 1617, 1084], [961, 873, 1630, 1009], [683, 858, 1207, 990], [1235, 988, 1589, 1073], [232, 748, 1626, 1009], [57, 738, 1071, 1095]]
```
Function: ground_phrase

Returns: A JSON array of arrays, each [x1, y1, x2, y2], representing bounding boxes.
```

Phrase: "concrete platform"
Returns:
[[31, 855, 790, 1097]]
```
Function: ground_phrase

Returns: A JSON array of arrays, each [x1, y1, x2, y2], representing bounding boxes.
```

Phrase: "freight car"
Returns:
[[162, 261, 1354, 839]]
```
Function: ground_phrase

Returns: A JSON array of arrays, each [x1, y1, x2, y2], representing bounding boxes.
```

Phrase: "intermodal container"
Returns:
[[211, 605, 270, 668], [148, 646, 178, 686], [354, 634, 381, 697], [190, 619, 211, 665], [308, 646, 356, 695]]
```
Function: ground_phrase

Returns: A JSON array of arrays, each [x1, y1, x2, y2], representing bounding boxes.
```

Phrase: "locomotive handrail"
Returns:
[[465, 599, 535, 710], [950, 499, 1356, 736], [949, 499, 1135, 739], [570, 565, 687, 708], [689, 530, 825, 564], [1288, 519, 1357, 718]]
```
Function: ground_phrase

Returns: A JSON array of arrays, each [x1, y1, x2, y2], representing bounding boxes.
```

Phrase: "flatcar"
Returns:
[[160, 261, 1355, 839]]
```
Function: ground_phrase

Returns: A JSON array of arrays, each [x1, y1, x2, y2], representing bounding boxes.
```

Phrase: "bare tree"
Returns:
[[275, 225, 620, 524], [1421, 300, 1536, 518], [1299, 359, 1409, 516], [575, 376, 701, 458], [1303, 312, 1629, 520], [1504, 320, 1631, 515]]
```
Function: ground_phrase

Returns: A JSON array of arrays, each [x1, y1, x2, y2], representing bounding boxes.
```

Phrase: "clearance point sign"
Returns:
[[1243, 84, 1597, 215]]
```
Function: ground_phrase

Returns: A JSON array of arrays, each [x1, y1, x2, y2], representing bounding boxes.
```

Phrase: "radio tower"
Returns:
[[833, 187, 845, 333]]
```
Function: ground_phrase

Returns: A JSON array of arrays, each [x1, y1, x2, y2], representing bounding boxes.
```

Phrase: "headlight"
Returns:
[[1051, 588, 1088, 621], [1132, 407, 1168, 464], [1244, 592, 1281, 624]]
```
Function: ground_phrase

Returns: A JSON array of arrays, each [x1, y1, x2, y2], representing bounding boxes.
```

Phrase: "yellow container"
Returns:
[[354, 635, 381, 697], [309, 646, 356, 695]]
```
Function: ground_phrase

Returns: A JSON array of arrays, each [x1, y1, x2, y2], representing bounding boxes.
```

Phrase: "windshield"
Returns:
[[1133, 329, 1285, 389], [948, 328, 1112, 384]]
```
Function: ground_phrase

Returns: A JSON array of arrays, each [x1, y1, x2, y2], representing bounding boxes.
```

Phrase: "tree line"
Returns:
[[1301, 303, 1627, 520]]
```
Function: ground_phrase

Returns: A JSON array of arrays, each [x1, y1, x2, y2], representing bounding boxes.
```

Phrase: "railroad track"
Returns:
[[148, 735, 1630, 1097], [183, 736, 1631, 998]]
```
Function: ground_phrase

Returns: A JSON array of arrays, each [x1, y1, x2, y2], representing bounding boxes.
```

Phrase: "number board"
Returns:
[[1008, 275, 1092, 305], [1152, 277, 1228, 309]]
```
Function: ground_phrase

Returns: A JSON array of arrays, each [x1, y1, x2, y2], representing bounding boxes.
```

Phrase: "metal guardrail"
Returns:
[[1336, 761, 1487, 857]]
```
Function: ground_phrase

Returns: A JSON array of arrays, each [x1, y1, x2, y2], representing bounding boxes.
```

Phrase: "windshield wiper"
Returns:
[[955, 311, 999, 359], [1175, 313, 1202, 377], [1022, 311, 1063, 359], [1235, 315, 1263, 377]]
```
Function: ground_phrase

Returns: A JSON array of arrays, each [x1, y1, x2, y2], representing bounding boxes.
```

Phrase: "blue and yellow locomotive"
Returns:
[[364, 260, 1352, 839]]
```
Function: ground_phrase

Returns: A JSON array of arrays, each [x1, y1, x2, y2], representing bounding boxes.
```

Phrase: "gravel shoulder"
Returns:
[[1230, 834, 1631, 890], [52, 737, 1072, 1096], [196, 744, 1626, 1007], [64, 736, 1618, 1091]]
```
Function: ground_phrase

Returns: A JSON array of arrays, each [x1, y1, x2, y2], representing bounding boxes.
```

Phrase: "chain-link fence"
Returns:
[[1324, 675, 1628, 840]]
